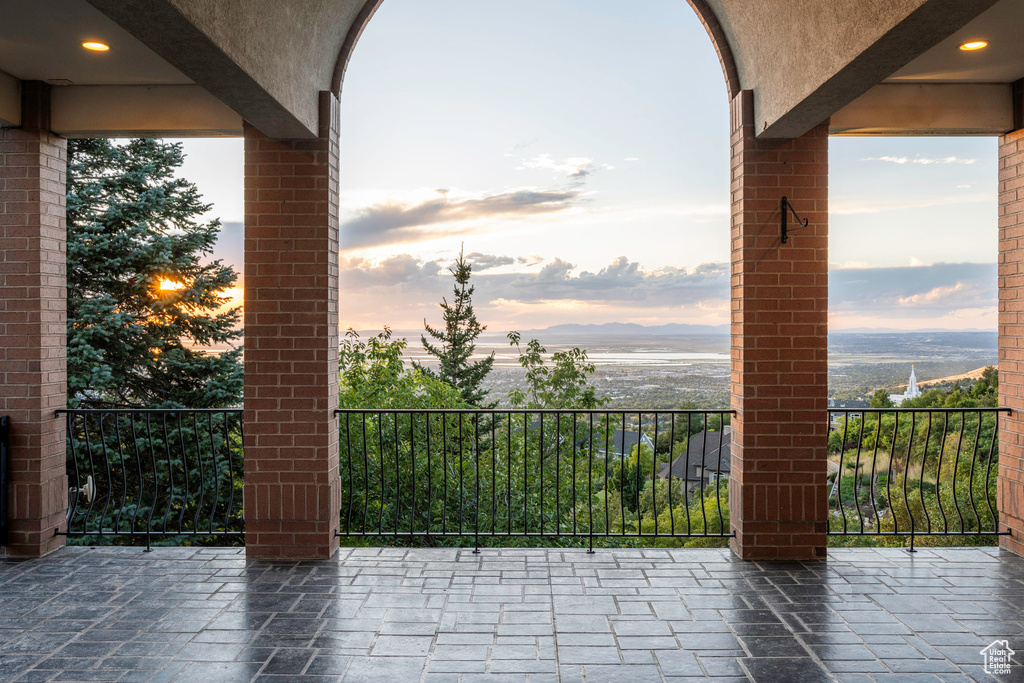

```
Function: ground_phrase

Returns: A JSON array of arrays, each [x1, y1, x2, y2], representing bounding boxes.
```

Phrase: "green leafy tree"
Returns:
[[869, 389, 894, 409], [416, 248, 495, 406], [66, 138, 241, 408], [339, 328, 464, 410], [969, 366, 998, 407], [605, 443, 654, 514], [506, 331, 608, 409]]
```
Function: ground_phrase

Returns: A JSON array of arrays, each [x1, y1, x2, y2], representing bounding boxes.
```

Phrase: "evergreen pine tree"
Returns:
[[415, 247, 495, 407], [66, 138, 243, 408]]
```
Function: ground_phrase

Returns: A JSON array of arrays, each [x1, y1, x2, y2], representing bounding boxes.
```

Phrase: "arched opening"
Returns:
[[333, 0, 739, 547]]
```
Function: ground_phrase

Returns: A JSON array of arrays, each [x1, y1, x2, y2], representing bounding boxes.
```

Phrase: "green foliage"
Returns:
[[827, 429, 844, 454], [968, 366, 999, 407], [827, 391, 1001, 548], [340, 410, 622, 548], [869, 389, 894, 409], [506, 331, 608, 410], [340, 328, 465, 410], [66, 138, 241, 408], [635, 480, 730, 548], [654, 409, 730, 454], [66, 411, 244, 547], [337, 328, 737, 549], [415, 248, 495, 407], [604, 443, 653, 514]]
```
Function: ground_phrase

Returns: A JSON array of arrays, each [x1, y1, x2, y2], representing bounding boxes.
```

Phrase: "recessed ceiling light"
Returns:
[[82, 41, 110, 52], [959, 40, 988, 51]]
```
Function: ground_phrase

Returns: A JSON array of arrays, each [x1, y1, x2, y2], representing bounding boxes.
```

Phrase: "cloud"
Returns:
[[831, 192, 991, 215], [520, 154, 596, 179], [465, 252, 515, 271], [830, 262, 995, 317], [897, 282, 966, 306], [339, 254, 444, 289], [518, 153, 616, 182], [333, 253, 996, 332], [505, 139, 538, 155], [209, 220, 244, 275], [505, 257, 730, 306], [340, 188, 583, 250], [339, 253, 731, 313], [862, 155, 976, 165]]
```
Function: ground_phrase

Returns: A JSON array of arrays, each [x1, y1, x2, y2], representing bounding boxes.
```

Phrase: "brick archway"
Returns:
[[324, 1, 830, 561]]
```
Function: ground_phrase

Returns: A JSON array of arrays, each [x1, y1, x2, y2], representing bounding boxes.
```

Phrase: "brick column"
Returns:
[[998, 127, 1024, 557], [0, 83, 68, 557], [242, 92, 341, 559], [728, 90, 829, 561]]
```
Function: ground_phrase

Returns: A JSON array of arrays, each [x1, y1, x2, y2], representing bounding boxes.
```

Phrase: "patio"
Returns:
[[1, 546, 1022, 682]]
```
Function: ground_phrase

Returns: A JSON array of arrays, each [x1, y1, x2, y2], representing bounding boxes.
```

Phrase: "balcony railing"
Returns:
[[827, 407, 1011, 549], [57, 409, 244, 549], [335, 409, 735, 550], [51, 406, 1013, 551]]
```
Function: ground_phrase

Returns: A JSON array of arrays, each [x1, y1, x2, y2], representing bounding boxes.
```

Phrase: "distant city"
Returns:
[[200, 326, 997, 409], [397, 327, 998, 409]]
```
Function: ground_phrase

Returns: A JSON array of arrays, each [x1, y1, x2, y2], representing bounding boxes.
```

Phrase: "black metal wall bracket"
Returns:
[[780, 196, 808, 244]]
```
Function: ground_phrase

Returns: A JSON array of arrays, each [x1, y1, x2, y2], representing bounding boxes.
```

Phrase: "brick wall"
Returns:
[[242, 92, 341, 559], [728, 90, 829, 560], [0, 125, 67, 557], [998, 128, 1024, 557]]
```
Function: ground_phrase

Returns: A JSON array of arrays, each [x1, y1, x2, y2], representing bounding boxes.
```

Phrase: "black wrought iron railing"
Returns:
[[335, 409, 735, 549], [57, 409, 244, 548], [827, 407, 1010, 549], [50, 405, 1013, 552]]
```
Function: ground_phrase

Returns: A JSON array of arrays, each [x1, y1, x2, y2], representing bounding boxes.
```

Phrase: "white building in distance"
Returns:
[[889, 366, 922, 406]]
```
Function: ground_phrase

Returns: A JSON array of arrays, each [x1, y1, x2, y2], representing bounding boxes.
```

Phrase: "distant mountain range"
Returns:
[[518, 322, 729, 336], [831, 327, 994, 334], [518, 323, 994, 336], [373, 323, 994, 340]]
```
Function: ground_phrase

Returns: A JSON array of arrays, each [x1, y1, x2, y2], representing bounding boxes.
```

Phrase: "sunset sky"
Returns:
[[177, 0, 998, 334]]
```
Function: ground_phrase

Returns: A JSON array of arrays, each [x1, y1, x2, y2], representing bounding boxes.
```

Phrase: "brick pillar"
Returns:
[[0, 83, 67, 557], [728, 90, 829, 561], [242, 92, 341, 559], [998, 127, 1024, 557]]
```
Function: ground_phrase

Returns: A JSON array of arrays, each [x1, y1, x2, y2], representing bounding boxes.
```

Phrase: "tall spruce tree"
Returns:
[[416, 248, 495, 406], [66, 138, 243, 408]]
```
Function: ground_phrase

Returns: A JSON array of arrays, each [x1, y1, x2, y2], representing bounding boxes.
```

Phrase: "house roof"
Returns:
[[829, 399, 870, 410], [608, 430, 652, 456], [657, 427, 731, 480]]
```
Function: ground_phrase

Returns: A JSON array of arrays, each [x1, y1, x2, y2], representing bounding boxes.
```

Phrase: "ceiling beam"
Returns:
[[50, 85, 243, 138], [744, 0, 1001, 139], [830, 82, 1013, 136], [85, 0, 314, 139], [0, 71, 20, 127]]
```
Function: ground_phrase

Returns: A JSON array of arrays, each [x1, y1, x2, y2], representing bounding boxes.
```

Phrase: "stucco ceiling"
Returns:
[[0, 0, 191, 85], [888, 0, 1024, 82], [2, 0, 1019, 139]]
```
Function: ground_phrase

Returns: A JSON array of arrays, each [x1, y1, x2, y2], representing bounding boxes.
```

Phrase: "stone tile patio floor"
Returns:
[[1, 546, 1023, 683]]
